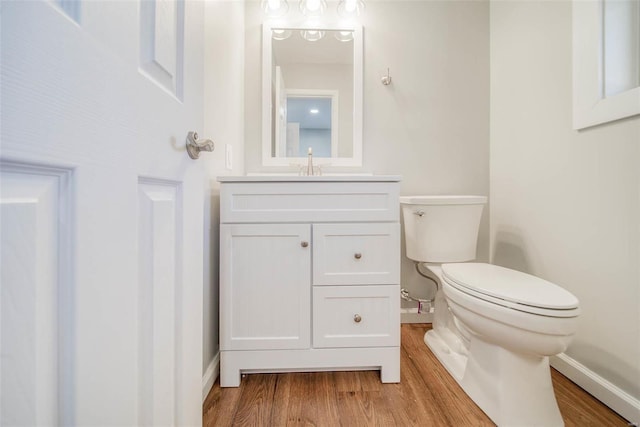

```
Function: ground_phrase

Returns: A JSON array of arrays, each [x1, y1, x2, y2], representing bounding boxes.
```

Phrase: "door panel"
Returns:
[[137, 179, 181, 426], [1, 1, 205, 425], [0, 163, 74, 426]]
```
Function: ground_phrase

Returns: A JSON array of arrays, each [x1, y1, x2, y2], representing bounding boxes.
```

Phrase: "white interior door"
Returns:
[[1, 1, 206, 425]]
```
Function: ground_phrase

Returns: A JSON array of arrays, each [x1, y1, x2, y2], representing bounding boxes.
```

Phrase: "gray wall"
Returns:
[[490, 0, 640, 404]]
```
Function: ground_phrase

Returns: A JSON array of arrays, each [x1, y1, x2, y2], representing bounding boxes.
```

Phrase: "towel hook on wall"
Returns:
[[186, 131, 215, 159], [381, 68, 392, 85]]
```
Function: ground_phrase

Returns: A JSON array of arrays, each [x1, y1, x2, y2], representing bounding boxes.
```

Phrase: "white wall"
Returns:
[[490, 0, 640, 416], [245, 0, 490, 305], [202, 0, 245, 389]]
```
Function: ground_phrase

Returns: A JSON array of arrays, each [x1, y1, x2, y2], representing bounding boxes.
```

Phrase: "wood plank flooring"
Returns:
[[203, 324, 630, 426]]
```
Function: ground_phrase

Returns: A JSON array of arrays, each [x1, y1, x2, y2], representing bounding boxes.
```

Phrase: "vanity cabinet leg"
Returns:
[[380, 349, 401, 383], [219, 351, 241, 387]]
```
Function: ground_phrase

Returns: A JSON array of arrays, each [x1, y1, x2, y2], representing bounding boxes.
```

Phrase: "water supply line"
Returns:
[[400, 262, 439, 314], [415, 262, 439, 291]]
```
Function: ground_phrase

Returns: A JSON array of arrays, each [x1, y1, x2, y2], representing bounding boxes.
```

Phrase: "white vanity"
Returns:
[[218, 176, 401, 387]]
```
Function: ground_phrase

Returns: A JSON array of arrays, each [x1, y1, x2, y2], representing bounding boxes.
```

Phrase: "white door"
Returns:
[[1, 1, 206, 425]]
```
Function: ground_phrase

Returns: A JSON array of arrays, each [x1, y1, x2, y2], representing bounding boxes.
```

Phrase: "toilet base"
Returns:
[[426, 329, 565, 426], [424, 328, 467, 381]]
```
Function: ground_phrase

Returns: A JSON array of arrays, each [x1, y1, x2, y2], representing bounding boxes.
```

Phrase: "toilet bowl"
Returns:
[[400, 196, 581, 427]]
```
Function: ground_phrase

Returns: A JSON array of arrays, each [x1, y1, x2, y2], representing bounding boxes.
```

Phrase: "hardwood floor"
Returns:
[[203, 324, 629, 426]]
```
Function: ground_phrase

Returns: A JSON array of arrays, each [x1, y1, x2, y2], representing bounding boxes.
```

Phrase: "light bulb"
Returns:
[[337, 0, 364, 17], [262, 0, 289, 16], [272, 29, 292, 40], [300, 29, 325, 41], [334, 30, 354, 42], [299, 0, 326, 16], [345, 0, 356, 13]]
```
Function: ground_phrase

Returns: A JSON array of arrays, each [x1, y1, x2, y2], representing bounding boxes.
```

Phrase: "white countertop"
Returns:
[[217, 175, 402, 183]]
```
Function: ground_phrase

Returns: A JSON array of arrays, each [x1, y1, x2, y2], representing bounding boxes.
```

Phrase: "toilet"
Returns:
[[400, 195, 580, 427]]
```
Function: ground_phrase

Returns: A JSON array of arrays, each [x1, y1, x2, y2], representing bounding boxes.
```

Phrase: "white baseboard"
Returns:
[[400, 310, 433, 324], [551, 353, 639, 425], [202, 352, 220, 403]]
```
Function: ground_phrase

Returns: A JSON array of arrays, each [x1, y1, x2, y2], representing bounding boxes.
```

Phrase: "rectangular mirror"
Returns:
[[262, 23, 363, 167]]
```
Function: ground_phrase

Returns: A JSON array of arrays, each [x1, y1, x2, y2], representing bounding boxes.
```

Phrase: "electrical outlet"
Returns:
[[225, 144, 233, 170]]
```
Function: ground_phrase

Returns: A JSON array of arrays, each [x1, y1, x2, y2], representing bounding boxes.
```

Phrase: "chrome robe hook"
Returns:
[[381, 68, 392, 85]]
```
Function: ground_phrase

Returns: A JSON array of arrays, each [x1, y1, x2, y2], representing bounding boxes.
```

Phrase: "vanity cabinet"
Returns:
[[218, 176, 401, 387]]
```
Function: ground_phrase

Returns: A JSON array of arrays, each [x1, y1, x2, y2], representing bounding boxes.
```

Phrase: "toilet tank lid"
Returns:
[[442, 263, 579, 310], [400, 195, 487, 205]]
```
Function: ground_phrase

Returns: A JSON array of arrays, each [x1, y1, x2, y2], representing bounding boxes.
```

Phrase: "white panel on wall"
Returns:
[[137, 178, 182, 427], [139, 0, 184, 99], [0, 161, 73, 426]]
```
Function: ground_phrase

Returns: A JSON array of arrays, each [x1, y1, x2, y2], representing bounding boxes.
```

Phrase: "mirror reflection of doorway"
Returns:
[[286, 91, 338, 157]]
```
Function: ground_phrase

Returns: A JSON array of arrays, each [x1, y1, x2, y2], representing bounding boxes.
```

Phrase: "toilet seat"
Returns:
[[442, 263, 580, 318]]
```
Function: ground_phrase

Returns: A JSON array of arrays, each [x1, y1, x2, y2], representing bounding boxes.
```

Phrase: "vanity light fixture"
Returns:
[[263, 0, 364, 18], [299, 0, 327, 16], [262, 0, 289, 16], [300, 29, 325, 41], [310, 108, 319, 114], [337, 0, 365, 17], [334, 30, 354, 42]]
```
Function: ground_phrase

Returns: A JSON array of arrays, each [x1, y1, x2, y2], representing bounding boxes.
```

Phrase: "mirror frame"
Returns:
[[262, 22, 363, 167]]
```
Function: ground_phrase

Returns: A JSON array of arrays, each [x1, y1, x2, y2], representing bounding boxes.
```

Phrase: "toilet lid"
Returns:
[[442, 263, 579, 311]]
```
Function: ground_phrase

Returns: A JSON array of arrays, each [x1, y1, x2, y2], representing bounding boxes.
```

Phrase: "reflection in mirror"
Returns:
[[262, 24, 363, 167], [285, 93, 337, 157]]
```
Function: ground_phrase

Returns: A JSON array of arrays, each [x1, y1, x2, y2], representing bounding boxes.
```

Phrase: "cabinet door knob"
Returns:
[[354, 314, 362, 323], [354, 252, 362, 259], [301, 241, 309, 248]]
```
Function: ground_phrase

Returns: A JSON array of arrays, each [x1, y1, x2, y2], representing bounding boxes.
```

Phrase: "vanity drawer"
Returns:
[[313, 223, 400, 286], [313, 285, 399, 348], [220, 181, 399, 223]]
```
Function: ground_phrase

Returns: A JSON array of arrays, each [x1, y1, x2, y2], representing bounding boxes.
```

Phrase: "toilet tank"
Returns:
[[400, 195, 487, 263]]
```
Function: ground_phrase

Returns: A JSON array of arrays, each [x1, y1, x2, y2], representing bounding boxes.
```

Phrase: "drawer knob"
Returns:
[[354, 314, 362, 323], [354, 253, 362, 259], [301, 241, 309, 248]]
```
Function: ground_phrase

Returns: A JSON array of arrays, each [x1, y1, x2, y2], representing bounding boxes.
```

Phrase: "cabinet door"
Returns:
[[313, 223, 400, 285], [221, 224, 311, 350]]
